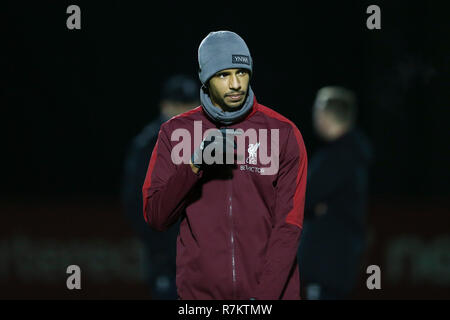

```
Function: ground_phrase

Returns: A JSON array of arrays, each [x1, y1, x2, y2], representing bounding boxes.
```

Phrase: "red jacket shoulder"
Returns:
[[256, 103, 303, 137]]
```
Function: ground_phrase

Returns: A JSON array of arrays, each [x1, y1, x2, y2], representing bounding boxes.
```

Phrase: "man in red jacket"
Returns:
[[143, 31, 308, 300]]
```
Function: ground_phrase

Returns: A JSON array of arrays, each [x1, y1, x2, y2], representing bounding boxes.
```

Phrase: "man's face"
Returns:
[[313, 102, 333, 141], [208, 68, 250, 111]]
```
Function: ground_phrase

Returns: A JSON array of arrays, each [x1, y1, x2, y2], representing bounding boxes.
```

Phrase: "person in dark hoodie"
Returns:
[[142, 31, 308, 300], [122, 74, 199, 299], [298, 86, 373, 300]]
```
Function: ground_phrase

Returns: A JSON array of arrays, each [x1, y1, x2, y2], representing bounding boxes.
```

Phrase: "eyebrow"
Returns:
[[215, 69, 247, 76], [215, 71, 230, 76]]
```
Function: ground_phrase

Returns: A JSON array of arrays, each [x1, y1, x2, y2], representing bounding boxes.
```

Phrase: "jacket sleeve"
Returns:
[[253, 125, 308, 300], [142, 122, 203, 231]]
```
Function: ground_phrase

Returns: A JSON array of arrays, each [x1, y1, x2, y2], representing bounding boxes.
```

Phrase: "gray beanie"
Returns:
[[198, 31, 253, 85]]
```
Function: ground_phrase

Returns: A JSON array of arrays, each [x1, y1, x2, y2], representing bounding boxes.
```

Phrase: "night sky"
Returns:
[[2, 0, 449, 199]]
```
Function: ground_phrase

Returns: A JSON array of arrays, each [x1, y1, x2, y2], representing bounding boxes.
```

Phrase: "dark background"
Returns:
[[1, 0, 449, 299]]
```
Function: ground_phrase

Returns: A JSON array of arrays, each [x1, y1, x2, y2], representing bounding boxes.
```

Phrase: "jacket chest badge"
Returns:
[[241, 142, 266, 175], [246, 142, 260, 165]]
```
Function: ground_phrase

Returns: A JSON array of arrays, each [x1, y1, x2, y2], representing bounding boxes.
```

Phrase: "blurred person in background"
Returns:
[[121, 74, 199, 299], [298, 86, 373, 300]]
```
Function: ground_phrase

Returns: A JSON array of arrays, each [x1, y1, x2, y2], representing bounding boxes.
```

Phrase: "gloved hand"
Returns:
[[191, 128, 243, 171]]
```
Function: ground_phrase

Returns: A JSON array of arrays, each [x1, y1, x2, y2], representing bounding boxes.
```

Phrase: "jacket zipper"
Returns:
[[228, 178, 237, 299]]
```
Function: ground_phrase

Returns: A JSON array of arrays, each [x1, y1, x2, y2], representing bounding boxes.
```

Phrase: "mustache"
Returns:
[[224, 91, 246, 97]]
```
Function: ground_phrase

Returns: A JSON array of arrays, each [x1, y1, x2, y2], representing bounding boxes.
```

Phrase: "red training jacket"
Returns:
[[143, 96, 308, 300]]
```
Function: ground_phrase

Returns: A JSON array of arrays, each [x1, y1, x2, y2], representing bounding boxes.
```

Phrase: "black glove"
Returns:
[[191, 128, 243, 170]]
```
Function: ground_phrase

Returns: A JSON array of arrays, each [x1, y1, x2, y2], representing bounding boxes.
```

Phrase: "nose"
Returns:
[[229, 74, 241, 91]]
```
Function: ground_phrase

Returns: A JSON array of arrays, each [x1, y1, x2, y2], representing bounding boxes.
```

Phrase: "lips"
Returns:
[[226, 94, 243, 101]]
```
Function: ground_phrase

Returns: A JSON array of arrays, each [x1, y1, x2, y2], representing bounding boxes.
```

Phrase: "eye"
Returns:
[[238, 70, 247, 76]]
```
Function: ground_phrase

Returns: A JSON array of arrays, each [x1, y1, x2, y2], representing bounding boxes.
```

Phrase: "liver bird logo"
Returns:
[[246, 142, 260, 165]]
